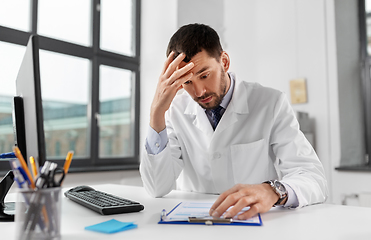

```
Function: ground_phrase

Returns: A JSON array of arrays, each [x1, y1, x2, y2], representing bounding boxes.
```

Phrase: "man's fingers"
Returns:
[[210, 184, 277, 221], [209, 191, 231, 216], [161, 51, 175, 75], [235, 204, 260, 220], [170, 72, 193, 90], [223, 196, 255, 219], [160, 52, 194, 88], [209, 184, 244, 216], [163, 52, 187, 78], [211, 191, 245, 218], [167, 62, 194, 85]]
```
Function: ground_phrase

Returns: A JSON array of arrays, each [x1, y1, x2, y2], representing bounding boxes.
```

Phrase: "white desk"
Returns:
[[1, 184, 371, 240]]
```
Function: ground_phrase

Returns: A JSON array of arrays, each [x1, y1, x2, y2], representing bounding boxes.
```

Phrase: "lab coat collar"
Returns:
[[184, 101, 214, 135], [227, 72, 249, 115]]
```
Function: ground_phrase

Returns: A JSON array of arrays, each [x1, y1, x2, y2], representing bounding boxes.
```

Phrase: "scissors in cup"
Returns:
[[35, 161, 65, 189]]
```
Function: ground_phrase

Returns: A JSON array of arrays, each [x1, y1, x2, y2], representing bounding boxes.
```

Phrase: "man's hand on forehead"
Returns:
[[150, 51, 194, 133], [174, 53, 194, 80], [173, 51, 191, 63]]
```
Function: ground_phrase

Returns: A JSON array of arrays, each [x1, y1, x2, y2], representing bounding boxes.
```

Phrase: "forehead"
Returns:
[[179, 50, 219, 73]]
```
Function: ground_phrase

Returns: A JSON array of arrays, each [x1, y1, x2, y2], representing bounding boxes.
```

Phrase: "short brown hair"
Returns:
[[166, 23, 223, 63]]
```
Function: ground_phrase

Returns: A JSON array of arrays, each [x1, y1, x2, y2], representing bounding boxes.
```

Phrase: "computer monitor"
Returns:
[[12, 35, 46, 167]]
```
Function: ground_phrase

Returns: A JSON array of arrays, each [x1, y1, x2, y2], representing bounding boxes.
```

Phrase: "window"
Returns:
[[38, 0, 92, 46], [41, 51, 90, 159], [99, 65, 134, 158], [0, 0, 141, 173], [100, 0, 134, 56], [0, 1, 31, 32]]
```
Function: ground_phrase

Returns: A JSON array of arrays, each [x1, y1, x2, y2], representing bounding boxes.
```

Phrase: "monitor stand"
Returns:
[[0, 171, 15, 222]]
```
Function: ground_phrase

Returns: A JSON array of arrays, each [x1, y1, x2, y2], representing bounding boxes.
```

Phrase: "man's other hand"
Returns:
[[209, 183, 279, 220]]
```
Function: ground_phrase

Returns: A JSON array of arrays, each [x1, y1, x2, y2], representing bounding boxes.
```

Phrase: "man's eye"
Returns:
[[183, 80, 191, 85], [201, 74, 209, 79]]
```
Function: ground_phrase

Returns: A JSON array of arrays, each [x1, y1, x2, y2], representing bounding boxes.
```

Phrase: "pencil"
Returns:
[[13, 146, 35, 189], [30, 156, 38, 180], [63, 151, 74, 174]]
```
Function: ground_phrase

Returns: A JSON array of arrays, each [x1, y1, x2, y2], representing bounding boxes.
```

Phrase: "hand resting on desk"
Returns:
[[209, 184, 280, 220]]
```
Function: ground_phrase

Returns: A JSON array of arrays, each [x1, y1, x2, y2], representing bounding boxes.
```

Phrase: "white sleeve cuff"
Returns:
[[145, 126, 168, 155], [283, 182, 299, 208]]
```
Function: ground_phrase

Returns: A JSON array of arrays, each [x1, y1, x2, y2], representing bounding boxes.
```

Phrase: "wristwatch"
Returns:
[[263, 180, 288, 206]]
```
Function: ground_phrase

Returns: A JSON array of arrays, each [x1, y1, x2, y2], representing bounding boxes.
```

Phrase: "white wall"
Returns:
[[177, 0, 225, 42], [325, 0, 341, 204]]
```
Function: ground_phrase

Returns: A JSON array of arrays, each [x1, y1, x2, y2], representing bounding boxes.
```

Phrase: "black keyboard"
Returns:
[[64, 186, 144, 215]]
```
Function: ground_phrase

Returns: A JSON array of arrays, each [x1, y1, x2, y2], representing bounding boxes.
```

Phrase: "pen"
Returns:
[[10, 159, 31, 187], [13, 146, 35, 189], [63, 151, 74, 174], [30, 156, 38, 180], [11, 161, 28, 189], [17, 165, 31, 186], [161, 209, 167, 221]]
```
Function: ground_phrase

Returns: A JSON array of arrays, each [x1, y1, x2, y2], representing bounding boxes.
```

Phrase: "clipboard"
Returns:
[[158, 202, 262, 226]]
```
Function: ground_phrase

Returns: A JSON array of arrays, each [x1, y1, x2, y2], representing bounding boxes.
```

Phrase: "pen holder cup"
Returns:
[[15, 187, 62, 240]]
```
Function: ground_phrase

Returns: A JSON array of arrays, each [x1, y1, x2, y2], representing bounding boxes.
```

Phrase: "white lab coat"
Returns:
[[140, 77, 328, 208]]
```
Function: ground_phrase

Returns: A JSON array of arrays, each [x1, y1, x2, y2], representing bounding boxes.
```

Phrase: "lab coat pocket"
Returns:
[[230, 139, 269, 184]]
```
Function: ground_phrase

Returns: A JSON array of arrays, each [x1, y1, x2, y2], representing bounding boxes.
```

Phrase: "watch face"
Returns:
[[274, 181, 286, 193]]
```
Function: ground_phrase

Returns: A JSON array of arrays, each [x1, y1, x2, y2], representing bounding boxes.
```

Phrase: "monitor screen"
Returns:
[[12, 35, 46, 167]]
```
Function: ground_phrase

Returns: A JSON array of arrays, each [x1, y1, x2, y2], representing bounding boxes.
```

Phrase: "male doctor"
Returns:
[[140, 23, 328, 220]]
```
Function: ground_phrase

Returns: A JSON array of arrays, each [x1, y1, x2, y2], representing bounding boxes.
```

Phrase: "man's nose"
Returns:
[[193, 83, 206, 97]]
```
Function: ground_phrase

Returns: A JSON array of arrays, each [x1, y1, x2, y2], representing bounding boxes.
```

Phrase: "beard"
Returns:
[[195, 67, 228, 110]]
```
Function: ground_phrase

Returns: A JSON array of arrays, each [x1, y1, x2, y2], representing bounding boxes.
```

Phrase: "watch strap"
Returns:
[[275, 195, 287, 205], [263, 180, 288, 206]]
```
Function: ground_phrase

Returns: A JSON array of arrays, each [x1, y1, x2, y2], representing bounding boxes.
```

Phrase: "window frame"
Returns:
[[0, 0, 141, 173]]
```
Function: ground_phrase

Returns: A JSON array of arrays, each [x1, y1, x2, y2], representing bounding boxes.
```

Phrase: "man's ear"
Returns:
[[220, 51, 230, 72]]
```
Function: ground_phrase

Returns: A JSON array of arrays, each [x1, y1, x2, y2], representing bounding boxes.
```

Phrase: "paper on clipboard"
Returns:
[[159, 202, 262, 226]]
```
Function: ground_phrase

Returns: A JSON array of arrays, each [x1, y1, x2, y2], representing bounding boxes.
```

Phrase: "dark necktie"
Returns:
[[211, 105, 224, 129]]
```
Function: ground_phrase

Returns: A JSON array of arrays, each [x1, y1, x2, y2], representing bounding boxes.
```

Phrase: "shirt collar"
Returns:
[[219, 72, 235, 109]]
